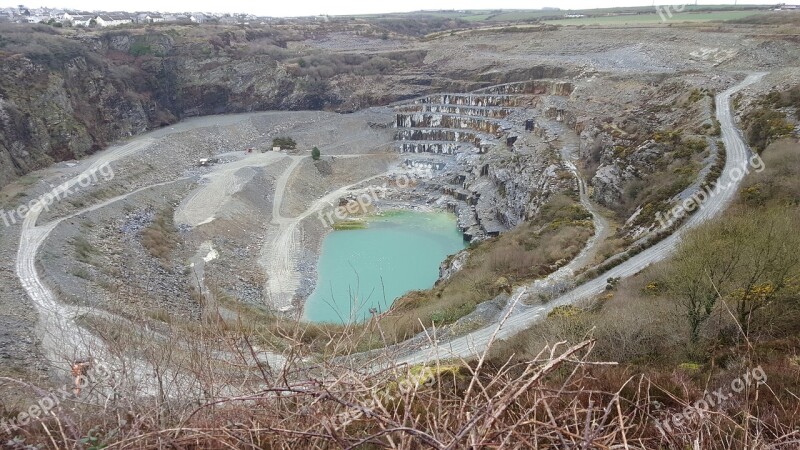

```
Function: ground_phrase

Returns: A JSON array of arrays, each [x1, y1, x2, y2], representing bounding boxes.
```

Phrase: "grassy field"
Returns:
[[353, 7, 769, 26], [544, 10, 767, 26]]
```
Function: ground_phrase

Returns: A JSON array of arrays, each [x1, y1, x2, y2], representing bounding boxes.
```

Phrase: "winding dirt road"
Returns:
[[16, 139, 163, 366], [395, 73, 767, 366], [261, 156, 307, 311], [15, 116, 288, 371]]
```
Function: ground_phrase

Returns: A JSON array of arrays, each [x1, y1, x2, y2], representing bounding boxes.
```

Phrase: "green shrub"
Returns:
[[272, 137, 297, 150], [745, 109, 794, 152]]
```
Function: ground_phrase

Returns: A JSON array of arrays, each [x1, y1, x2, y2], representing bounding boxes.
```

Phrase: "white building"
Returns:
[[63, 13, 92, 26], [95, 14, 133, 27], [74, 15, 92, 26]]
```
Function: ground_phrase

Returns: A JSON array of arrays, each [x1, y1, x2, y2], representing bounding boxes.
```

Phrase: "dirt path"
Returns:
[[259, 156, 305, 311], [16, 138, 161, 366], [523, 126, 612, 298], [480, 125, 611, 323], [175, 152, 287, 227]]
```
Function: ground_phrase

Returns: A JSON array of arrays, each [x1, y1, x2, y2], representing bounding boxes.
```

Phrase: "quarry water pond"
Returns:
[[303, 210, 466, 324]]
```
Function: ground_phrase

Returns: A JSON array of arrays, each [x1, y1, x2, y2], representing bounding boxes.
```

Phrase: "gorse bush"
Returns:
[[745, 109, 794, 152], [272, 136, 297, 150]]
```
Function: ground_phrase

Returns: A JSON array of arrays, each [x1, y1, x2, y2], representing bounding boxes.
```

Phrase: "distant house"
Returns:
[[112, 14, 134, 25], [189, 13, 206, 23], [94, 15, 113, 26], [75, 15, 92, 26], [63, 12, 91, 26], [146, 14, 165, 23], [95, 14, 133, 27]]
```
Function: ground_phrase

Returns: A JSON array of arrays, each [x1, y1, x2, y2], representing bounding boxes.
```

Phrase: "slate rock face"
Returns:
[[0, 28, 398, 188]]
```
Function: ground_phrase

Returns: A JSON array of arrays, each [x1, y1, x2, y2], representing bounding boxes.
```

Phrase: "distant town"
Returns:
[[0, 5, 290, 27]]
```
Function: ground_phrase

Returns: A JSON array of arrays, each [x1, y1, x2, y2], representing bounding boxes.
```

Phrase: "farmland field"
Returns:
[[544, 10, 767, 25]]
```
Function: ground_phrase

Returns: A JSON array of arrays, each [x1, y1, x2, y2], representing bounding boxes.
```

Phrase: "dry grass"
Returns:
[[487, 136, 800, 448], [141, 208, 178, 261], [2, 314, 797, 449]]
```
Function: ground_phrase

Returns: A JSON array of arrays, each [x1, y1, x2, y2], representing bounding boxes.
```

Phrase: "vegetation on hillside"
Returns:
[[745, 109, 795, 152], [492, 137, 800, 448], [743, 86, 799, 152], [291, 50, 427, 79]]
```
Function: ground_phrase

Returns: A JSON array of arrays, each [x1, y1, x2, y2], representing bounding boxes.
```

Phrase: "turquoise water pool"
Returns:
[[303, 211, 466, 324]]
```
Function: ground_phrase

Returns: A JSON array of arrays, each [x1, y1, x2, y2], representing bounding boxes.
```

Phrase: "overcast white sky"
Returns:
[[3, 1, 780, 17]]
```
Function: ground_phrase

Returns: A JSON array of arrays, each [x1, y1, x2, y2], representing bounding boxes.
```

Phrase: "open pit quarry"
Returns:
[[2, 69, 778, 374], [8, 79, 581, 371], [0, 17, 798, 441]]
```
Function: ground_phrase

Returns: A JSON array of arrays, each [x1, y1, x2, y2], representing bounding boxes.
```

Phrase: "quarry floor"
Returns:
[[0, 108, 407, 376]]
